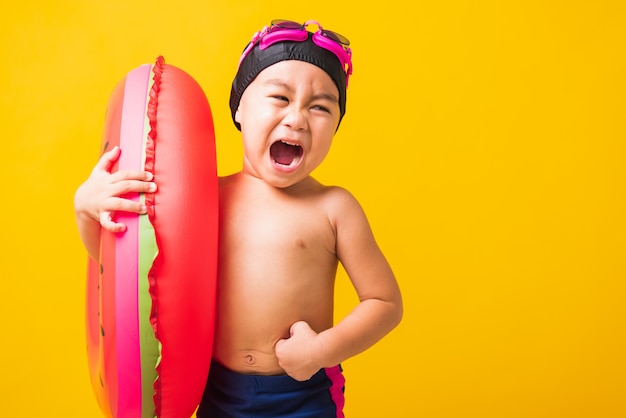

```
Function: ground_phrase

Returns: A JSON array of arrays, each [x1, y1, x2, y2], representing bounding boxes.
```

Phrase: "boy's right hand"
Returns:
[[74, 145, 157, 233]]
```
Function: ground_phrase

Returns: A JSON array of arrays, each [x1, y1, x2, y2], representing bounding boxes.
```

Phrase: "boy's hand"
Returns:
[[74, 145, 156, 232], [275, 321, 323, 381]]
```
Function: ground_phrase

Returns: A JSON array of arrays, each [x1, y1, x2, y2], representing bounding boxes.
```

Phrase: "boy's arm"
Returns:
[[276, 187, 403, 380], [74, 146, 156, 260]]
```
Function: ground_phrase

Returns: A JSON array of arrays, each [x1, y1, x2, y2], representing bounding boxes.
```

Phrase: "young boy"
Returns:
[[75, 19, 402, 418]]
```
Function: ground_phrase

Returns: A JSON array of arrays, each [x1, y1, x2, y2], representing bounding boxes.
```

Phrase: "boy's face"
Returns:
[[235, 60, 341, 188]]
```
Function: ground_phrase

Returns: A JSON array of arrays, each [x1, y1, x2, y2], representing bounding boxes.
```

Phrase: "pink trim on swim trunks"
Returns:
[[325, 365, 346, 418]]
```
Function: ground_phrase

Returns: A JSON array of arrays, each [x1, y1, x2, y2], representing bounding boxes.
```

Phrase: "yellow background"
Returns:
[[1, 1, 624, 417]]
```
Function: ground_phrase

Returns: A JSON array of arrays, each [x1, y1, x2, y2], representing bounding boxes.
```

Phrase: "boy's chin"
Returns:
[[263, 171, 310, 189]]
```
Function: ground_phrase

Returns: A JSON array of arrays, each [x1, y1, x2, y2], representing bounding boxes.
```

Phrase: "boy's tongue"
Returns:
[[271, 141, 302, 166]]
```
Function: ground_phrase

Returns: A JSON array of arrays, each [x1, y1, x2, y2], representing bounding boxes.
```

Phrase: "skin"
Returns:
[[74, 60, 403, 381]]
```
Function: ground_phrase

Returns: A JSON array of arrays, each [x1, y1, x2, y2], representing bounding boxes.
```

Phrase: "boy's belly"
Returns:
[[213, 347, 285, 375], [211, 296, 334, 376]]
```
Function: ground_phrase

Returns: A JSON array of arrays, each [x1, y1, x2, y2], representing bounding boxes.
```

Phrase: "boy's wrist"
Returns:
[[315, 328, 339, 368]]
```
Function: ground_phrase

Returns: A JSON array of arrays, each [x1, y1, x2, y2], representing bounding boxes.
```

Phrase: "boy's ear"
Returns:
[[234, 108, 241, 124]]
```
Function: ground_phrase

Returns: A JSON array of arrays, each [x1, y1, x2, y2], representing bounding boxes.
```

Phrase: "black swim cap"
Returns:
[[229, 33, 347, 131]]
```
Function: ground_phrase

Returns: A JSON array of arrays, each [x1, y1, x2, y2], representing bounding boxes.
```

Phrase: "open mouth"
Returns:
[[270, 140, 303, 168]]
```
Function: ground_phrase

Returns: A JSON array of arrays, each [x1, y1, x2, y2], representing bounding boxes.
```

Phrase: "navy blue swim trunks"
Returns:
[[196, 360, 345, 418]]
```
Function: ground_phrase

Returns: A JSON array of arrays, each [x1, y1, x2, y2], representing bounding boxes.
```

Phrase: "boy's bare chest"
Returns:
[[225, 202, 335, 254], [219, 177, 338, 257]]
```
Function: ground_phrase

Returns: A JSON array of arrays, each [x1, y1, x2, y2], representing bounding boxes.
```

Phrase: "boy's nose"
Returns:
[[283, 107, 308, 131]]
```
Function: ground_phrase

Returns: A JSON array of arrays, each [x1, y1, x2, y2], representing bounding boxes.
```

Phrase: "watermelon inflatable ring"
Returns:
[[85, 56, 219, 418]]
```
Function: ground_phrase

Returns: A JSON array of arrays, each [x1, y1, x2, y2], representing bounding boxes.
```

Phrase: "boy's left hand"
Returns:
[[275, 321, 321, 381]]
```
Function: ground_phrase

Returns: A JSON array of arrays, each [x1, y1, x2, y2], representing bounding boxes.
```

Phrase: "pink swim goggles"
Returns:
[[238, 19, 353, 86]]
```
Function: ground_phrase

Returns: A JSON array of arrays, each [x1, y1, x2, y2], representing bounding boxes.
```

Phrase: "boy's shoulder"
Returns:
[[315, 183, 365, 218], [298, 177, 358, 204]]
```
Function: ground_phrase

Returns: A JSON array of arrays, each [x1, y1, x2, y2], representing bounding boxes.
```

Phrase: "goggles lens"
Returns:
[[270, 19, 351, 50], [270, 19, 304, 30], [320, 29, 350, 48]]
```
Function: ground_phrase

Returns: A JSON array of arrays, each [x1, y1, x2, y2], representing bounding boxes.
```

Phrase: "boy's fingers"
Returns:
[[290, 321, 310, 336], [100, 211, 126, 232], [107, 197, 148, 214], [99, 199, 148, 229], [110, 170, 155, 183], [108, 179, 157, 197], [95, 146, 121, 173]]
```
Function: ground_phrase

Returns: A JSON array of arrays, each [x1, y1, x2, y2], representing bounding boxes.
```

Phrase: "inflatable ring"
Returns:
[[85, 56, 218, 418]]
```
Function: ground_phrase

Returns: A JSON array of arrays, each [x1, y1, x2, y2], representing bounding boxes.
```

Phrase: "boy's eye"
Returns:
[[272, 95, 288, 102], [313, 105, 330, 113]]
